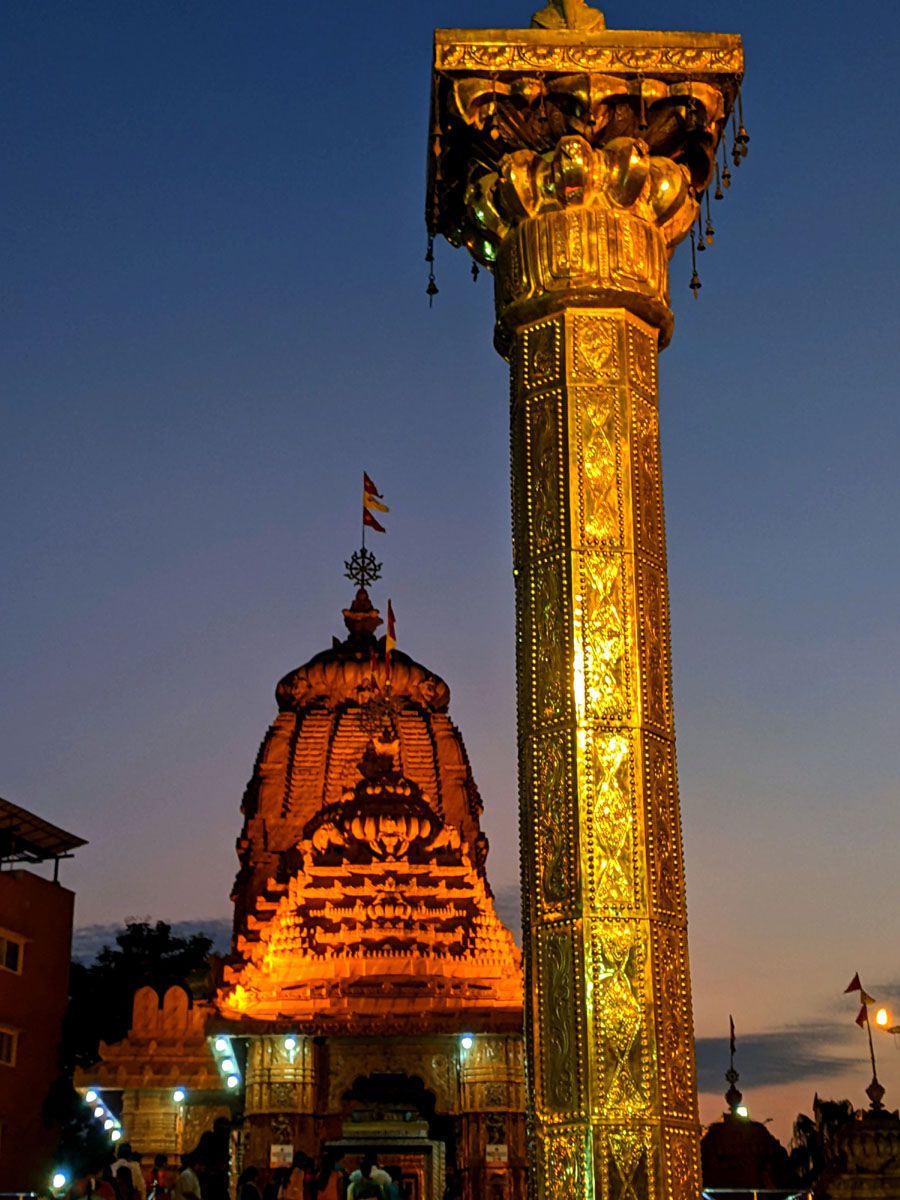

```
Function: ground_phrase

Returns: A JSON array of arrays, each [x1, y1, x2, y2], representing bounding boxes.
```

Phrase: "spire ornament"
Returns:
[[531, 0, 605, 31], [344, 547, 381, 590]]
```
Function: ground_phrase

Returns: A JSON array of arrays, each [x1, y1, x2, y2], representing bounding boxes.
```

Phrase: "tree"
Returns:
[[62, 920, 214, 1070]]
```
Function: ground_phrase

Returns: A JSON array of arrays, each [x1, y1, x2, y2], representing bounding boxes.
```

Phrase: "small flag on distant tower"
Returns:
[[385, 599, 397, 687], [845, 973, 863, 995], [363, 472, 389, 534], [386, 600, 397, 655]]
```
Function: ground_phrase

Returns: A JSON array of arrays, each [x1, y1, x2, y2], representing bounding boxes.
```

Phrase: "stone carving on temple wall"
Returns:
[[222, 720, 521, 1029]]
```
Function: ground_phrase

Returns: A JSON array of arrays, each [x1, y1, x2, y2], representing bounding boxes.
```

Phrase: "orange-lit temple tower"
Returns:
[[83, 587, 526, 1200], [426, 2, 746, 1197]]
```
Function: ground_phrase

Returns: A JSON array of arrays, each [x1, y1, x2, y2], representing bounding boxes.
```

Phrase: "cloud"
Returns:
[[72, 917, 232, 964], [695, 1023, 856, 1091]]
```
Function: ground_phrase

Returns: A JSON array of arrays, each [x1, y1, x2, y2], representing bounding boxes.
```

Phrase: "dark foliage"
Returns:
[[62, 919, 213, 1070]]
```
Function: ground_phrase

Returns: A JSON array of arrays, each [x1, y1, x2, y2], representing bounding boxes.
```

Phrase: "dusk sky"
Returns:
[[4, 0, 900, 1142]]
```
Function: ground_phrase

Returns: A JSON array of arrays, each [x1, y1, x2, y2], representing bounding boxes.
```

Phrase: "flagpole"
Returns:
[[361, 472, 366, 553], [865, 1009, 880, 1090]]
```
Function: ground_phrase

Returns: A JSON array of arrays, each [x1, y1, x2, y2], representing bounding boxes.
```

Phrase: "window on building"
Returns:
[[0, 1028, 17, 1067], [0, 932, 24, 974]]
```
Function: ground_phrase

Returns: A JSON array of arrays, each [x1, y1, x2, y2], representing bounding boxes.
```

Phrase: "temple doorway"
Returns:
[[327, 1072, 452, 1200]]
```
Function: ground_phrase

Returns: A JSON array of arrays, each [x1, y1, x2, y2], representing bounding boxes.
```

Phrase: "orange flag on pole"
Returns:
[[386, 600, 396, 655], [363, 473, 389, 533], [856, 1005, 869, 1028], [845, 973, 863, 994]]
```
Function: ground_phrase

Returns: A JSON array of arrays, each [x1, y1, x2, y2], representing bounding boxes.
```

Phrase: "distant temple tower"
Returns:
[[426, 2, 746, 1197], [83, 588, 526, 1200]]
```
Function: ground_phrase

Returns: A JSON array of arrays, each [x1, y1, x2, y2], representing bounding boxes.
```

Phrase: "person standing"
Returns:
[[348, 1154, 390, 1200], [172, 1156, 202, 1200], [110, 1145, 147, 1200], [279, 1152, 311, 1200], [237, 1167, 262, 1200], [314, 1152, 345, 1200], [113, 1168, 136, 1200]]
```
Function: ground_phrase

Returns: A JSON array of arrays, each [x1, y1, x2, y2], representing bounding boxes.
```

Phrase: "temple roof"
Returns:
[[276, 589, 450, 714], [223, 590, 522, 1034]]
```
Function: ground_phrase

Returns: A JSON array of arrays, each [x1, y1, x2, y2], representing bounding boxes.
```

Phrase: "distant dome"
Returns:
[[702, 1112, 795, 1190]]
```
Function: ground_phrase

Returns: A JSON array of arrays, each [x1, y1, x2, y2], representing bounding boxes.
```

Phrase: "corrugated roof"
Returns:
[[0, 796, 87, 862]]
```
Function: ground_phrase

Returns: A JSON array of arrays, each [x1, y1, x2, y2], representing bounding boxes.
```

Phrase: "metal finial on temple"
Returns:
[[344, 546, 382, 590]]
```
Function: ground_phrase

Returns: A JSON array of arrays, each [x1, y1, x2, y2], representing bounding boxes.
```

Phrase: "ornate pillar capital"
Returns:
[[428, 24, 742, 349], [482, 135, 694, 350]]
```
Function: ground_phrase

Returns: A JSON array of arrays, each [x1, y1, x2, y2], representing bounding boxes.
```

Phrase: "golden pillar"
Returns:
[[426, 5, 745, 1197]]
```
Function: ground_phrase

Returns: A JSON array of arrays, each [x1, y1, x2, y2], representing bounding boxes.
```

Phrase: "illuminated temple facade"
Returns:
[[83, 589, 525, 1199]]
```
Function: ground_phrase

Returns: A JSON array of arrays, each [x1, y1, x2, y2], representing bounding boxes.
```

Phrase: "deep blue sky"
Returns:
[[4, 0, 900, 1137]]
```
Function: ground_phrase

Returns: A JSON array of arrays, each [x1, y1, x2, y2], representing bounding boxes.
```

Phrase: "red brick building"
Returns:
[[0, 799, 85, 1191]]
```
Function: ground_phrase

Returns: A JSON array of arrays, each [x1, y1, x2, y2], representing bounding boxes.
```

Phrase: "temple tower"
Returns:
[[426, 4, 746, 1197]]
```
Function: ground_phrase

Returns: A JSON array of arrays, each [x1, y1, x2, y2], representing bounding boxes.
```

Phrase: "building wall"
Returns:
[[0, 869, 74, 1191]]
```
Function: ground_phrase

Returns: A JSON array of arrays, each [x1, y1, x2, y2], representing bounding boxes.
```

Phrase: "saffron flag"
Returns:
[[860, 989, 876, 1006], [362, 473, 388, 533], [729, 1015, 736, 1058], [386, 600, 396, 655], [845, 973, 862, 994], [856, 1005, 868, 1028]]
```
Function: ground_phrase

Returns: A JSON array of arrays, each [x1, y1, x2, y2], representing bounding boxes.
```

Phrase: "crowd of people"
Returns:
[[65, 1146, 409, 1200]]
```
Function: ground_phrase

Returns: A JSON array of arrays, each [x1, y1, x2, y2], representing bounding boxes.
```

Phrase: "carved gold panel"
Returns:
[[627, 325, 658, 400], [535, 926, 583, 1119], [596, 1124, 658, 1200], [521, 318, 563, 394], [538, 1125, 592, 1200], [662, 1125, 703, 1200], [524, 385, 565, 556], [579, 554, 631, 722], [642, 735, 685, 924], [527, 733, 575, 922], [636, 558, 672, 733], [589, 918, 653, 1120], [582, 730, 638, 913], [631, 397, 665, 567]]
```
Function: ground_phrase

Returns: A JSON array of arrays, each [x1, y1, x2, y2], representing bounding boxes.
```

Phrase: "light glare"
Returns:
[[94, 1105, 104, 1119], [52, 1173, 68, 1190], [221, 1058, 236, 1073], [173, 1087, 186, 1103], [876, 1008, 890, 1027], [736, 1104, 749, 1118], [85, 1089, 98, 1104], [226, 1074, 240, 1089], [461, 1035, 474, 1050], [214, 1036, 228, 1052]]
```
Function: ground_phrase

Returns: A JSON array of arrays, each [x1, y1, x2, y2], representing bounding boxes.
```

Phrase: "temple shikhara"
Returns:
[[83, 586, 526, 1198]]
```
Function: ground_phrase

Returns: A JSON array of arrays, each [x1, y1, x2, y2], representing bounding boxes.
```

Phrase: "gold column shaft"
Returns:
[[426, 19, 745, 1196], [511, 306, 699, 1198]]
